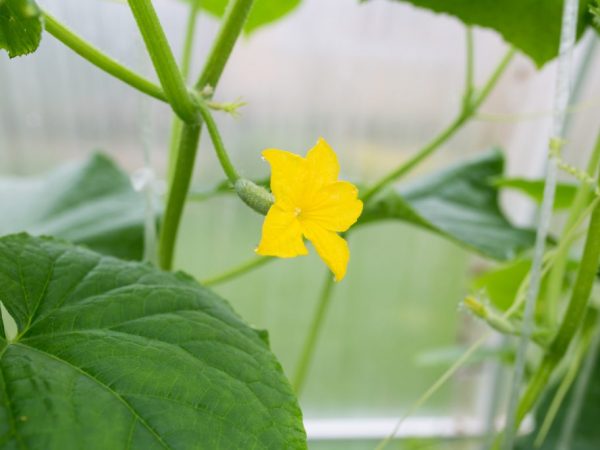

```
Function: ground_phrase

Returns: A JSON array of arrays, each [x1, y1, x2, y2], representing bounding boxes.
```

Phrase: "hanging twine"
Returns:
[[501, 0, 581, 448]]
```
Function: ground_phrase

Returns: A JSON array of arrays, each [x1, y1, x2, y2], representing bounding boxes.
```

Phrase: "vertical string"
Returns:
[[134, 28, 159, 266], [501, 0, 580, 448], [137, 111, 159, 266]]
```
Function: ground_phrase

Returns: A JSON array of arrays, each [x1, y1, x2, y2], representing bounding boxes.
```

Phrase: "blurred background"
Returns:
[[2, 0, 600, 448]]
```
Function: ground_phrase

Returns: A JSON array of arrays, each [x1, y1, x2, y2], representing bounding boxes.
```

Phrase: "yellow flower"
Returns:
[[256, 138, 363, 281]]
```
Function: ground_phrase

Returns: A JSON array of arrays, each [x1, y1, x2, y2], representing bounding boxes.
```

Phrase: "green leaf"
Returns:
[[493, 177, 579, 210], [0, 233, 306, 449], [382, 0, 593, 67], [473, 258, 531, 311], [473, 256, 579, 321], [182, 0, 301, 34], [358, 149, 536, 260], [0, 0, 42, 58], [0, 153, 151, 261]]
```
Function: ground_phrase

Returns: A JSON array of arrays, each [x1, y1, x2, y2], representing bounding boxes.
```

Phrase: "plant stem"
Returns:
[[533, 315, 595, 448], [462, 27, 474, 112], [197, 100, 240, 183], [167, 0, 202, 184], [361, 48, 514, 204], [360, 114, 467, 203], [541, 36, 598, 326], [193, 0, 254, 92], [202, 256, 274, 286], [292, 273, 335, 395], [167, 123, 185, 188], [159, 100, 241, 270], [376, 200, 598, 450], [159, 0, 255, 271], [471, 48, 515, 112], [557, 314, 600, 450], [159, 124, 201, 269], [127, 0, 198, 124], [42, 11, 166, 102], [503, 163, 600, 442], [546, 130, 600, 324], [501, 0, 579, 445], [551, 227, 600, 356]]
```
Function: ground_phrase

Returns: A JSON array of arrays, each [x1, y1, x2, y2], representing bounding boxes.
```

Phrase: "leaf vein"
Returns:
[[12, 343, 174, 450]]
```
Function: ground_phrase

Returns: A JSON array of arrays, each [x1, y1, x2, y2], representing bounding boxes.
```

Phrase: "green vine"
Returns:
[[292, 273, 336, 394], [167, 0, 202, 184], [43, 11, 166, 102], [127, 0, 198, 124], [361, 48, 515, 203], [158, 0, 255, 270], [493, 167, 600, 447], [4, 0, 599, 448]]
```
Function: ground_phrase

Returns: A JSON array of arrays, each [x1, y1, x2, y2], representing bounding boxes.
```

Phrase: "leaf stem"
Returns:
[[158, 0, 255, 270], [360, 114, 466, 203], [202, 256, 274, 286], [292, 273, 335, 395], [127, 0, 198, 123], [361, 48, 514, 203], [42, 11, 166, 102]]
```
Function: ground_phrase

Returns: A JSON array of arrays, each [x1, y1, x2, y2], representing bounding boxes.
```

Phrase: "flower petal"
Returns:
[[256, 205, 308, 258], [262, 149, 306, 209], [303, 181, 363, 232], [301, 221, 350, 281], [306, 137, 340, 188]]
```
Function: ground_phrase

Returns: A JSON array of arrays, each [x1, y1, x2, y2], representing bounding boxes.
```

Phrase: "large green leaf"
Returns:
[[182, 0, 301, 34], [0, 153, 149, 260], [0, 0, 42, 58], [0, 234, 306, 449], [382, 0, 593, 67], [358, 149, 536, 260]]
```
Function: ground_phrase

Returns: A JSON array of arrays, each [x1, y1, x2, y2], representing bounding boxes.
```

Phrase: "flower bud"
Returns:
[[464, 296, 487, 319]]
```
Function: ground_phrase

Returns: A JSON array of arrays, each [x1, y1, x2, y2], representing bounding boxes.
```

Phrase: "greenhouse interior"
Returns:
[[1, 0, 600, 449]]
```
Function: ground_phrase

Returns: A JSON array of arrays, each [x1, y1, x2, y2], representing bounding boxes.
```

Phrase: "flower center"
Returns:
[[294, 207, 302, 217]]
